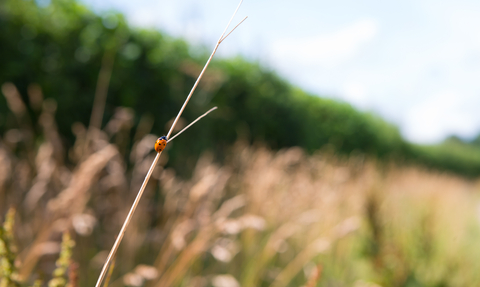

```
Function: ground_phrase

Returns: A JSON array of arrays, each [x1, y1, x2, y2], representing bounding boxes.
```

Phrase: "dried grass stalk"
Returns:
[[94, 2, 247, 286]]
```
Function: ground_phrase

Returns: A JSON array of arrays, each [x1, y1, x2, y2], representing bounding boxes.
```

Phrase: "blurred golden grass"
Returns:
[[2, 85, 480, 286]]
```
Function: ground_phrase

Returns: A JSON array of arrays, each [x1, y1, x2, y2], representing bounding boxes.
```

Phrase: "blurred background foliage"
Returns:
[[2, 0, 480, 287], [2, 0, 480, 177]]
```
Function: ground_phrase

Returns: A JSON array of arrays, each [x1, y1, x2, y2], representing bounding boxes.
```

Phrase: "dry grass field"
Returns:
[[2, 85, 480, 286]]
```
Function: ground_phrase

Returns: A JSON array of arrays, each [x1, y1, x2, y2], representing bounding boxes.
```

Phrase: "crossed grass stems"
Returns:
[[95, 2, 248, 287]]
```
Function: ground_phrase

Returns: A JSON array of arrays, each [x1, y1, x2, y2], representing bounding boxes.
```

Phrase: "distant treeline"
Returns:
[[1, 0, 480, 177]]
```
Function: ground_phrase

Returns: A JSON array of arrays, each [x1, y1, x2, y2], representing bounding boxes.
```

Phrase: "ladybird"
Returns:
[[155, 136, 167, 153]]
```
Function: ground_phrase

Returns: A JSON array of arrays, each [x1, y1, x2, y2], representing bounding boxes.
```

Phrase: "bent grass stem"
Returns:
[[94, 2, 246, 286]]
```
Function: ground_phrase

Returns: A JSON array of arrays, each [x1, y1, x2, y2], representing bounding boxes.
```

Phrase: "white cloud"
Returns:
[[271, 19, 378, 68], [404, 91, 480, 143], [342, 81, 369, 108], [128, 7, 160, 27]]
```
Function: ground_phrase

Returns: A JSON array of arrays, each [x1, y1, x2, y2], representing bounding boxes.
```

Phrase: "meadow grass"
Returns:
[[2, 116, 480, 286], [2, 1, 480, 286]]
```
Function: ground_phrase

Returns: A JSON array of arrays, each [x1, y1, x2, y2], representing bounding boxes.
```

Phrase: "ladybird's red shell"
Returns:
[[155, 136, 167, 153]]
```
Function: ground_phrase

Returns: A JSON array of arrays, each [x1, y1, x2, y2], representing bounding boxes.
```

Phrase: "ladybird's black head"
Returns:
[[159, 136, 167, 141]]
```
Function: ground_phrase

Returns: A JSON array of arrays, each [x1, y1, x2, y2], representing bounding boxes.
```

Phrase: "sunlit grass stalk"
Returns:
[[164, 2, 247, 140], [167, 106, 217, 143], [48, 232, 75, 287], [94, 2, 247, 286], [0, 208, 19, 287], [103, 259, 115, 287], [94, 108, 216, 287]]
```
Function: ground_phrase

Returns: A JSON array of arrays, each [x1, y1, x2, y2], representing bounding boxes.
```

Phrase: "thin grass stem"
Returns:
[[95, 152, 161, 287], [95, 2, 246, 286], [220, 16, 248, 43], [94, 109, 217, 287], [167, 107, 217, 143], [103, 258, 115, 287], [166, 0, 245, 140]]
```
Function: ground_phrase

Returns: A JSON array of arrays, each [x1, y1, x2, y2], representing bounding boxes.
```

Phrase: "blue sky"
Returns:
[[80, 0, 480, 144]]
